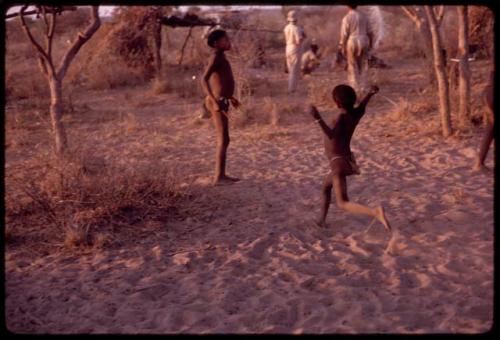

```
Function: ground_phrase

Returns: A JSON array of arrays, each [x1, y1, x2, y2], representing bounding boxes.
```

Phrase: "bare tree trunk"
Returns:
[[153, 14, 162, 79], [16, 6, 100, 156], [49, 78, 67, 155], [419, 20, 436, 85], [425, 6, 452, 137], [457, 6, 471, 126]]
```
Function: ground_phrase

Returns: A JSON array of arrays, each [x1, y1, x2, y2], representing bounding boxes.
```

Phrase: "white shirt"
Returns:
[[340, 10, 373, 48], [284, 22, 304, 54]]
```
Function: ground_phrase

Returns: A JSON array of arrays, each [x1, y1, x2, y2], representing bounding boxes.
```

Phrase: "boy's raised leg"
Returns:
[[332, 175, 391, 231]]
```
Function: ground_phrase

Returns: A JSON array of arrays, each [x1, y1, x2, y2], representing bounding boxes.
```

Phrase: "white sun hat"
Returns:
[[287, 10, 298, 22]]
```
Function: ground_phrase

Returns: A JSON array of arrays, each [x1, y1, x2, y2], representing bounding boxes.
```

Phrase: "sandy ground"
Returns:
[[5, 59, 494, 333]]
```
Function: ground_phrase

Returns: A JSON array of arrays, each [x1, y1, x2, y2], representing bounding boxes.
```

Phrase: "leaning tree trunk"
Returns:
[[425, 5, 452, 137], [457, 6, 471, 126], [49, 78, 67, 155]]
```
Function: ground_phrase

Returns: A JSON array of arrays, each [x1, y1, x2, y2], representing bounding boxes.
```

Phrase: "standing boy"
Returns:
[[474, 71, 494, 171], [339, 5, 374, 95], [284, 10, 306, 93], [202, 30, 241, 185], [309, 84, 391, 231]]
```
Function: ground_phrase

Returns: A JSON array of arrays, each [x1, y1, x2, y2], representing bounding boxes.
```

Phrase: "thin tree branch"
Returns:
[[5, 6, 76, 19], [57, 6, 100, 80], [177, 26, 193, 65], [37, 56, 48, 75], [401, 6, 421, 27], [18, 5, 55, 76], [435, 5, 445, 26], [40, 6, 49, 34], [47, 10, 57, 59]]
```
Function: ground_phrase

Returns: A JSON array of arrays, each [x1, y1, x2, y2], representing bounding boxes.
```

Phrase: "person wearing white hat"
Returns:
[[283, 10, 306, 93], [339, 4, 374, 96]]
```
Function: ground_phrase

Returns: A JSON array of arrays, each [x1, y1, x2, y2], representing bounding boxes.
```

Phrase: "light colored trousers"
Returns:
[[286, 47, 302, 93], [346, 35, 369, 95]]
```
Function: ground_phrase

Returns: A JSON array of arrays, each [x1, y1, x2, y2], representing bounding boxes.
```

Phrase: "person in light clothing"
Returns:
[[283, 10, 306, 93], [339, 4, 374, 95]]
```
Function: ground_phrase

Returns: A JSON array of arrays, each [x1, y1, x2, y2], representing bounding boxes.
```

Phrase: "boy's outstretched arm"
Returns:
[[357, 85, 379, 111], [309, 105, 334, 139]]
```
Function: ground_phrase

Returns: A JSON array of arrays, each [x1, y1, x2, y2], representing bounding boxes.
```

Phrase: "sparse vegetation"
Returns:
[[4, 5, 494, 334], [5, 5, 493, 252], [5, 149, 187, 252]]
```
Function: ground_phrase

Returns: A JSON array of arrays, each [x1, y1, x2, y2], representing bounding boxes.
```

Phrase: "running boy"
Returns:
[[309, 84, 391, 231], [202, 30, 240, 185]]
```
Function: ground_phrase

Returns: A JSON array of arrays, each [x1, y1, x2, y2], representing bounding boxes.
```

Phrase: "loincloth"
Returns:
[[330, 152, 360, 176], [205, 96, 230, 114]]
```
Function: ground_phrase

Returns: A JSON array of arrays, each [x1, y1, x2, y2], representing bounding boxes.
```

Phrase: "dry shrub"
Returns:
[[301, 7, 344, 58], [468, 6, 494, 58], [5, 24, 49, 105], [371, 68, 396, 86], [151, 65, 204, 98], [5, 150, 187, 251], [231, 98, 278, 129], [152, 78, 169, 94], [5, 68, 49, 105], [307, 77, 334, 107], [235, 99, 305, 129], [71, 7, 171, 90], [264, 97, 280, 126], [389, 96, 437, 121], [389, 98, 411, 121], [378, 8, 425, 60], [84, 55, 147, 90], [69, 21, 151, 90]]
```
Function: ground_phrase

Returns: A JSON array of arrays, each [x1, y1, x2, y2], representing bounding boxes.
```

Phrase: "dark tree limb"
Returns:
[[47, 10, 57, 59], [177, 26, 193, 65], [5, 6, 76, 19], [18, 5, 56, 76], [161, 13, 216, 28]]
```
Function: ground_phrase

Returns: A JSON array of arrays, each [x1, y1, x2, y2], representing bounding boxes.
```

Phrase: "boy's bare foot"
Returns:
[[473, 163, 491, 172], [375, 206, 392, 232], [314, 219, 328, 228], [213, 175, 240, 185]]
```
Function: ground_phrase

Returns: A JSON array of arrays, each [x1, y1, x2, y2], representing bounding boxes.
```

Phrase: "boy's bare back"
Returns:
[[323, 106, 364, 160], [205, 51, 235, 100]]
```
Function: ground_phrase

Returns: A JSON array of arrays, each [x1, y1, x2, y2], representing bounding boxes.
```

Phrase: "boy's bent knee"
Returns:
[[336, 198, 349, 210]]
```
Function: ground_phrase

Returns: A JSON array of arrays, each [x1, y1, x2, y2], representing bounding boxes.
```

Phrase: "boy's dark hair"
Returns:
[[207, 29, 227, 48], [332, 85, 356, 109], [311, 44, 319, 53]]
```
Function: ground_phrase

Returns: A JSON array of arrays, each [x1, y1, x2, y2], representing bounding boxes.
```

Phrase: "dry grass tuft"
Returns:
[[264, 97, 280, 126], [389, 96, 437, 122], [5, 149, 188, 252], [389, 98, 411, 121]]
